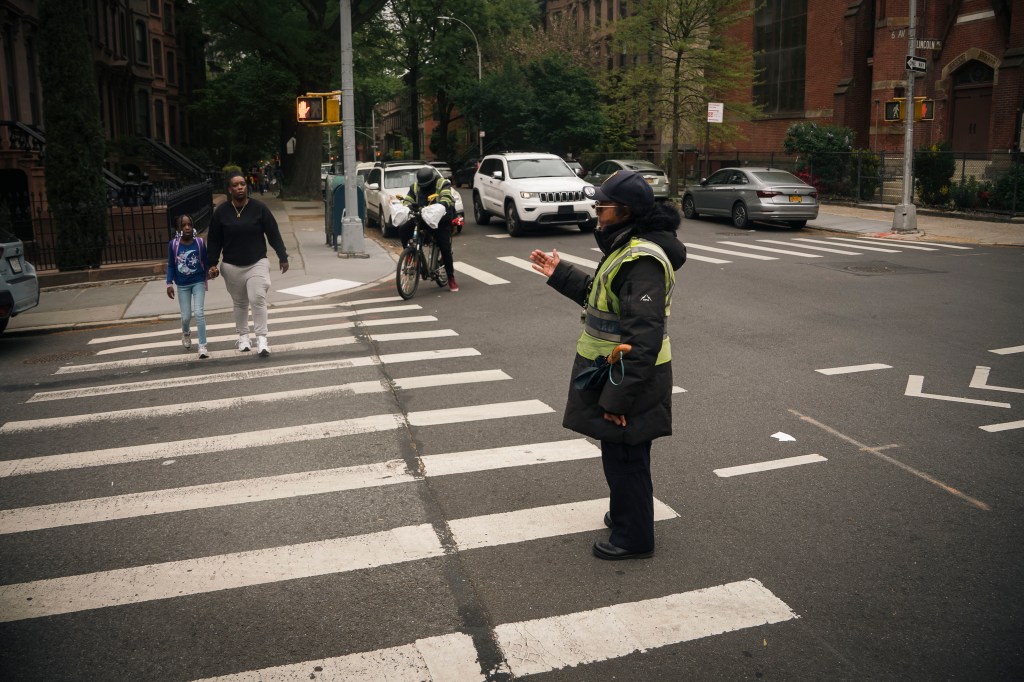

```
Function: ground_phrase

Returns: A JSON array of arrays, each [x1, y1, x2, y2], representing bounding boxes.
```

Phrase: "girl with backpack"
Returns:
[[166, 214, 213, 358]]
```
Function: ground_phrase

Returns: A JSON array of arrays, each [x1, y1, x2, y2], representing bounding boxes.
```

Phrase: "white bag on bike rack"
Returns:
[[421, 203, 446, 230], [391, 202, 411, 228]]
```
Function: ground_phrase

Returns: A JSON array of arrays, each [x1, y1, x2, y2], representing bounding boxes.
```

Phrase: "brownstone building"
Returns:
[[1, 0, 207, 208]]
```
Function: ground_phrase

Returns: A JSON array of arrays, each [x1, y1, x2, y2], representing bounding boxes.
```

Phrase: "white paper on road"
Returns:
[[770, 432, 796, 442]]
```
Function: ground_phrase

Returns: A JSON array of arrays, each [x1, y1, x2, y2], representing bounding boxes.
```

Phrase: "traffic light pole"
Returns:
[[892, 0, 919, 234], [338, 0, 366, 256]]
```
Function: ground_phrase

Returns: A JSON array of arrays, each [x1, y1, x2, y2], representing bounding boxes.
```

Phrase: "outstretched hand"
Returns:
[[529, 248, 560, 277]]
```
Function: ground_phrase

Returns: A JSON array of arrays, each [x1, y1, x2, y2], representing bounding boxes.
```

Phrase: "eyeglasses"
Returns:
[[594, 203, 620, 210]]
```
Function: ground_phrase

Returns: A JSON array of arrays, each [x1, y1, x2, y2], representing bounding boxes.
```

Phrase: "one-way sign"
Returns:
[[906, 55, 927, 72]]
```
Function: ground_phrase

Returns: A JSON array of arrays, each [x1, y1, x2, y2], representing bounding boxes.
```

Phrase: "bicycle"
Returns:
[[395, 205, 453, 299]]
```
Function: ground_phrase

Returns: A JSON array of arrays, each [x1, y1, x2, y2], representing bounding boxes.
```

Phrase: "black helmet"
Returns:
[[416, 167, 435, 185]]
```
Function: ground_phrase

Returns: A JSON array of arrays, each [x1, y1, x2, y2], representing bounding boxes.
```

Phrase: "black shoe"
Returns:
[[603, 512, 613, 528], [592, 541, 653, 561]]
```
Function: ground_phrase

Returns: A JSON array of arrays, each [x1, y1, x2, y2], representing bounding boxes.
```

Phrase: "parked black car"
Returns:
[[452, 158, 480, 188]]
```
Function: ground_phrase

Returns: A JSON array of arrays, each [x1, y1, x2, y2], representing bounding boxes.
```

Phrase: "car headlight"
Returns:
[[519, 191, 536, 199]]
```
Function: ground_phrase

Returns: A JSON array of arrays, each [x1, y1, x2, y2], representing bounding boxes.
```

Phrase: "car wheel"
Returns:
[[473, 193, 491, 225], [578, 218, 596, 233], [731, 202, 751, 229], [0, 317, 7, 335], [682, 195, 700, 219], [505, 201, 526, 237], [789, 220, 807, 229]]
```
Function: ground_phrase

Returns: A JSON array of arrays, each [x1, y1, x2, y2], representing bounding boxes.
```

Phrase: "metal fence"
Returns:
[[11, 181, 212, 271], [578, 149, 1023, 218]]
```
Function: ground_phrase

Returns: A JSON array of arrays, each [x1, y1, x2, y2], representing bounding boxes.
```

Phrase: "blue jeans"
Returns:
[[177, 281, 207, 344]]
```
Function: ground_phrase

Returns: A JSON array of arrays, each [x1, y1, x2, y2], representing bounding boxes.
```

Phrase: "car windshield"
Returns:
[[752, 171, 805, 185], [385, 169, 418, 189], [507, 158, 576, 179]]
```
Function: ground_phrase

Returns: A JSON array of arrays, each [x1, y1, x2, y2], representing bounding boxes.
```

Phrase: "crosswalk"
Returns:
[[0, 296, 800, 679], [454, 236, 972, 285]]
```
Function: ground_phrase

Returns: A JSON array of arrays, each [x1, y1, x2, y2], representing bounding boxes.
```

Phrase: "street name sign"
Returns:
[[906, 55, 927, 72]]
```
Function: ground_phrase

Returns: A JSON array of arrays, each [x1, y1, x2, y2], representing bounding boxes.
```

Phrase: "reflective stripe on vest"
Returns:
[[576, 237, 674, 365]]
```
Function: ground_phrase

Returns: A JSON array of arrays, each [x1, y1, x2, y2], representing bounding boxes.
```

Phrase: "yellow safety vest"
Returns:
[[576, 236, 675, 364]]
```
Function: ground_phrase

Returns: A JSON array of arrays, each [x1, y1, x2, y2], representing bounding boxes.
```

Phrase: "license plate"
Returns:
[[7, 256, 22, 274], [557, 204, 573, 214], [789, 195, 802, 203]]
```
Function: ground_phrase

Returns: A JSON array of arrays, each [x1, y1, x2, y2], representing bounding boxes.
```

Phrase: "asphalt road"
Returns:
[[0, 196, 1022, 681]]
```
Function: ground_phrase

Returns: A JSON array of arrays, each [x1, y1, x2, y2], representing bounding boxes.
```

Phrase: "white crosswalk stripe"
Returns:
[[95, 315, 439, 354], [0, 497, 678, 623], [453, 261, 510, 285], [717, 241, 823, 257], [821, 237, 903, 252], [756, 239, 861, 255], [684, 242, 777, 259], [87, 304, 422, 344]]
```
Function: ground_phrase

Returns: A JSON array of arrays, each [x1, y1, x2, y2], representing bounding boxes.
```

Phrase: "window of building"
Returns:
[[607, 0, 614, 23], [136, 90, 151, 136], [166, 50, 175, 83], [595, 0, 602, 28], [163, 3, 173, 33], [753, 0, 807, 114], [150, 0, 161, 15], [135, 20, 148, 63], [26, 38, 40, 125], [3, 24, 19, 120], [154, 99, 165, 142], [169, 104, 178, 145], [152, 39, 162, 75]]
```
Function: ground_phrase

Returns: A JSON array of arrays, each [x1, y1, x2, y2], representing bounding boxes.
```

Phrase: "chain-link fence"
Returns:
[[578, 149, 1023, 218]]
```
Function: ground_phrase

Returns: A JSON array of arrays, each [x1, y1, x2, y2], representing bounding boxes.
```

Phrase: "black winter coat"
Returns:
[[546, 204, 686, 445]]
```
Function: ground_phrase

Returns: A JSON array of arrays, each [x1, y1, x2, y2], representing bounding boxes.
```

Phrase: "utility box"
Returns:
[[325, 175, 365, 248]]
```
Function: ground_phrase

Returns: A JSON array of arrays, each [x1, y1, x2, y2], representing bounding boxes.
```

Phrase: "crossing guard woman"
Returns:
[[530, 169, 686, 560]]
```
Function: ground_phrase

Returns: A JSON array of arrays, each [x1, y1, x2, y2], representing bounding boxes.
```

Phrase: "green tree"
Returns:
[[38, 0, 109, 270], [472, 53, 606, 155], [610, 0, 758, 195], [194, 0, 387, 198]]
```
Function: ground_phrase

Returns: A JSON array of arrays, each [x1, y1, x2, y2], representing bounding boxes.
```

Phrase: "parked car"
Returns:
[[452, 158, 480, 188], [564, 159, 586, 178], [472, 152, 597, 237], [429, 161, 453, 179], [363, 160, 464, 237], [681, 167, 819, 229], [0, 227, 40, 335], [585, 159, 669, 201]]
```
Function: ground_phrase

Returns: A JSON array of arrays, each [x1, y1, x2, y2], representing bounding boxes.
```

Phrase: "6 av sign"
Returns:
[[906, 55, 927, 73]]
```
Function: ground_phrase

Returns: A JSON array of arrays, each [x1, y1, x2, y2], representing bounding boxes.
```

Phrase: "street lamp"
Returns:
[[438, 15, 483, 156]]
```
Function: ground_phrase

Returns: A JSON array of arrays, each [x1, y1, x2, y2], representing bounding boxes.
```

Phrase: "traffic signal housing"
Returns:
[[883, 97, 935, 122], [296, 96, 324, 123]]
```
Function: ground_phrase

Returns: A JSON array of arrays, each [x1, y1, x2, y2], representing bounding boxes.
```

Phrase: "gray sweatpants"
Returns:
[[221, 258, 271, 337]]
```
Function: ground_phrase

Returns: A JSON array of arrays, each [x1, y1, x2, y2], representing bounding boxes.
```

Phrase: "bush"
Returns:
[[850, 150, 881, 200], [990, 163, 1024, 211], [949, 176, 994, 210], [783, 122, 855, 194], [914, 141, 955, 206]]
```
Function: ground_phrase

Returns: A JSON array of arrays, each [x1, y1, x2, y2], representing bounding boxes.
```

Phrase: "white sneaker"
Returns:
[[197, 344, 209, 359], [257, 336, 271, 357], [237, 334, 252, 352], [182, 332, 192, 350]]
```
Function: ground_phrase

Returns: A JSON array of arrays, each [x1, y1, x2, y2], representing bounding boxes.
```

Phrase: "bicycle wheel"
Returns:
[[396, 246, 421, 299]]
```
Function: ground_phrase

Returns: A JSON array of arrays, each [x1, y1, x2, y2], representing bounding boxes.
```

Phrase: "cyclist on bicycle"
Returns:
[[400, 167, 458, 292]]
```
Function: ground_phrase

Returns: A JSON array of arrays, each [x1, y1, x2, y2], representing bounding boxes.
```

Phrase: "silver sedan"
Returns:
[[682, 167, 818, 229]]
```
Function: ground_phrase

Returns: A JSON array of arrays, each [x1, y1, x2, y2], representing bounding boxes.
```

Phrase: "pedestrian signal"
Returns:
[[884, 100, 903, 122], [915, 99, 935, 121], [296, 96, 324, 123]]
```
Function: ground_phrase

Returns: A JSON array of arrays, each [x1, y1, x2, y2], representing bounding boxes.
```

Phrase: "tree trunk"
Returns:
[[281, 125, 324, 199]]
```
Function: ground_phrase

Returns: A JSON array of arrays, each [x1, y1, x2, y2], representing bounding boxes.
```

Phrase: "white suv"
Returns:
[[363, 161, 464, 238], [473, 152, 596, 237]]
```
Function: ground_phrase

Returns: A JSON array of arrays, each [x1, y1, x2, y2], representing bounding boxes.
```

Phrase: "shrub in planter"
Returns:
[[991, 163, 1024, 211], [914, 141, 955, 206]]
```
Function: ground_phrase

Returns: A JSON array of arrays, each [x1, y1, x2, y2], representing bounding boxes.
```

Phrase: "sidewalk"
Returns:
[[6, 195, 398, 335], [4, 194, 1021, 335]]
